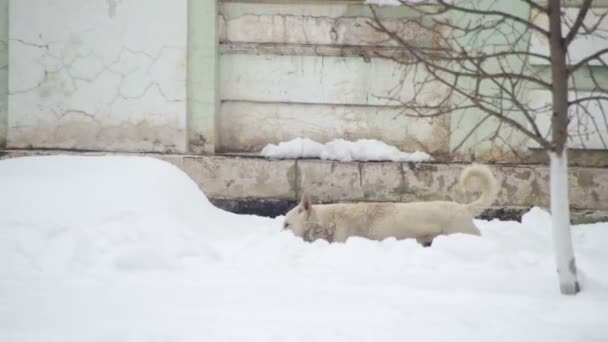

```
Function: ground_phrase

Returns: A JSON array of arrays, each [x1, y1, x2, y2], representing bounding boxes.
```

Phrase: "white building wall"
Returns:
[[8, 0, 188, 152]]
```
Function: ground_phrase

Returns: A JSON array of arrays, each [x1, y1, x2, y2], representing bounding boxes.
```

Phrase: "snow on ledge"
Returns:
[[365, 0, 403, 6], [364, 0, 448, 6], [260, 138, 433, 162]]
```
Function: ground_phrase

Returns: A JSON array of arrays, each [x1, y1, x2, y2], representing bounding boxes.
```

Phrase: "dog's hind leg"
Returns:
[[416, 236, 434, 247], [332, 229, 349, 243]]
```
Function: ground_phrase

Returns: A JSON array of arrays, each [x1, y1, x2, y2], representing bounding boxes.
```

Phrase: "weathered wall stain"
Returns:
[[8, 118, 184, 152], [219, 101, 450, 155], [106, 0, 119, 18], [577, 170, 596, 188], [8, 0, 188, 152], [190, 158, 607, 211], [220, 11, 428, 47]]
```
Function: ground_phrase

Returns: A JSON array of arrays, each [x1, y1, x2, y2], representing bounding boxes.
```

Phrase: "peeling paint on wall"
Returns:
[[9, 117, 185, 152], [220, 11, 427, 47]]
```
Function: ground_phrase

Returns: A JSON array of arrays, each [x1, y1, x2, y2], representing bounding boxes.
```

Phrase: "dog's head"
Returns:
[[283, 193, 313, 238]]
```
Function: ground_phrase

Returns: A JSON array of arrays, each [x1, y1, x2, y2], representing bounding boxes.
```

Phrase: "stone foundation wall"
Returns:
[[2, 150, 606, 222], [168, 156, 607, 211]]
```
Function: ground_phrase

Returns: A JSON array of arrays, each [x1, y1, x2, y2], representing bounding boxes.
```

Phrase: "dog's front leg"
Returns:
[[303, 222, 335, 243], [332, 224, 350, 243], [416, 237, 434, 247]]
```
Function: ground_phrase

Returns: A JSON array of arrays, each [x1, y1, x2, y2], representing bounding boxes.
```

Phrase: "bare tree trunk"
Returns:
[[549, 2, 569, 154], [548, 0, 580, 295]]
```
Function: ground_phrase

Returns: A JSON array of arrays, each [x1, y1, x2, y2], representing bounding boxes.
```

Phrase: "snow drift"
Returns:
[[0, 156, 271, 274]]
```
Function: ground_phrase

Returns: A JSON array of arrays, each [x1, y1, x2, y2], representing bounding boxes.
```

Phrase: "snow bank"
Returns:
[[1, 156, 607, 342], [261, 138, 433, 162], [0, 156, 272, 274]]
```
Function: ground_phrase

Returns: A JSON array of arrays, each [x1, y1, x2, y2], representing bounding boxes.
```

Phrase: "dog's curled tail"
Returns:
[[459, 164, 499, 216]]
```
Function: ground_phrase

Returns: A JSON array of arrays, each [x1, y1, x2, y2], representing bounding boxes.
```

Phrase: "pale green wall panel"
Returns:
[[188, 0, 219, 153], [448, 0, 533, 161], [0, 0, 7, 147]]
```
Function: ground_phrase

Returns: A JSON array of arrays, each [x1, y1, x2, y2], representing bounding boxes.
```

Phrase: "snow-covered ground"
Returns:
[[261, 138, 433, 162], [1, 156, 607, 342]]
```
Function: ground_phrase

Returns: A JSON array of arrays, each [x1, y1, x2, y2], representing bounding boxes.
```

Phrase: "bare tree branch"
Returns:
[[568, 95, 608, 106], [564, 0, 593, 47], [522, 0, 549, 13], [367, 0, 606, 156], [568, 47, 608, 72], [367, 11, 553, 89], [451, 113, 493, 152]]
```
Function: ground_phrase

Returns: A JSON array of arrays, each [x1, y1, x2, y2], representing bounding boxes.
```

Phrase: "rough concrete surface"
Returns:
[[174, 155, 297, 199], [1, 150, 606, 223]]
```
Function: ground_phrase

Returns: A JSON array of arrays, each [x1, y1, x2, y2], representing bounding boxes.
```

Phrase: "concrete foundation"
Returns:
[[2, 149, 606, 223]]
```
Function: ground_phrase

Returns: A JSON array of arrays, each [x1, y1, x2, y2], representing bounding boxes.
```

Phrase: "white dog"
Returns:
[[283, 164, 498, 245]]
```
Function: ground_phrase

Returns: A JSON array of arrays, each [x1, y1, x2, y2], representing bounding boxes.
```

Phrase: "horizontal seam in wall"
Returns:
[[219, 99, 407, 109]]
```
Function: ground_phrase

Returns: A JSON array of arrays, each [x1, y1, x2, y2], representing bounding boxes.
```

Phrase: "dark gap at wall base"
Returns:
[[478, 208, 531, 222], [211, 198, 299, 218], [211, 198, 530, 221], [210, 198, 608, 224]]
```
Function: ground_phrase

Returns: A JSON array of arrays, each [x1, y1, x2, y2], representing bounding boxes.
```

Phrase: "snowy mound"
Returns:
[[261, 138, 433, 162], [0, 156, 272, 273], [1, 156, 607, 342], [0, 155, 211, 228]]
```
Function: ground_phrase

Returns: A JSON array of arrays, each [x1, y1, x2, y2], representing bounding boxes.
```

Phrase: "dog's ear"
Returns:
[[299, 192, 312, 213]]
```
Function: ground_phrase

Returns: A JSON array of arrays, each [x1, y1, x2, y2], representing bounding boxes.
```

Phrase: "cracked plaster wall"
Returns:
[[8, 0, 188, 152], [219, 3, 426, 47]]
